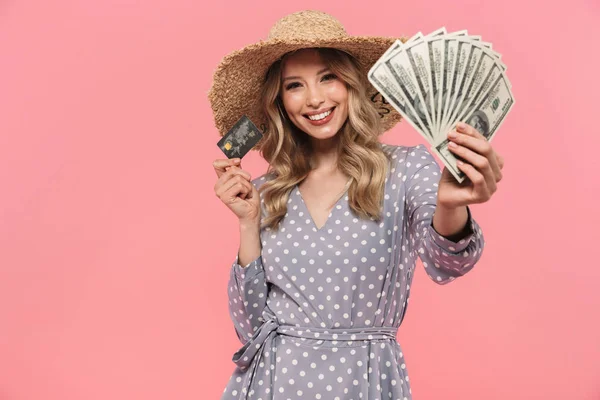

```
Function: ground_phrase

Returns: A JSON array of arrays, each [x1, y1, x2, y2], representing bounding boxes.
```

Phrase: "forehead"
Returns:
[[281, 49, 327, 75]]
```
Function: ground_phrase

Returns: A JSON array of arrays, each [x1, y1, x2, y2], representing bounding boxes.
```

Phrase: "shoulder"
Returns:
[[250, 171, 277, 191], [380, 142, 438, 177]]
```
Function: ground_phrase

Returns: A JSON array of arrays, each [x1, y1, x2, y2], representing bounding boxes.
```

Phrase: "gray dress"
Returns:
[[221, 144, 485, 399]]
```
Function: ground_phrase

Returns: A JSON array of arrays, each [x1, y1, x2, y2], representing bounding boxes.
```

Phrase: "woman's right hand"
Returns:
[[213, 158, 260, 225]]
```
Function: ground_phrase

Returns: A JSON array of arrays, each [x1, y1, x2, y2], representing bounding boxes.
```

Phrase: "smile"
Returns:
[[303, 107, 336, 125], [306, 109, 332, 121]]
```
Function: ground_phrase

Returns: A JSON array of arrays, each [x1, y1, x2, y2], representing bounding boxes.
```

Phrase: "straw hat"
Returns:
[[208, 10, 407, 149]]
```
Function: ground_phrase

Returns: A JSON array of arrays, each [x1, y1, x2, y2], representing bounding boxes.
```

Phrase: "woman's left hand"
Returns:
[[437, 122, 504, 209]]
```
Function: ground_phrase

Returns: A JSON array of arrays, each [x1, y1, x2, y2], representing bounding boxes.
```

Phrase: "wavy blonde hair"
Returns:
[[258, 47, 391, 231]]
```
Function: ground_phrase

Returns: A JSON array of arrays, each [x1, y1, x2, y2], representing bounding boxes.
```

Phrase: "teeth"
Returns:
[[308, 109, 332, 121]]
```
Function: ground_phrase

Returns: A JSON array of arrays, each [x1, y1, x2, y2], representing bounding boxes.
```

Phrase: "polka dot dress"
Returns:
[[222, 144, 485, 399]]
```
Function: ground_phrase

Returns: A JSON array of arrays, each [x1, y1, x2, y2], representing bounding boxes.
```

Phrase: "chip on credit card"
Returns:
[[217, 115, 263, 159]]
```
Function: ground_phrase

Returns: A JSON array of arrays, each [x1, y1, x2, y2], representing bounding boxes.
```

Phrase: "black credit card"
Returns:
[[217, 115, 263, 159]]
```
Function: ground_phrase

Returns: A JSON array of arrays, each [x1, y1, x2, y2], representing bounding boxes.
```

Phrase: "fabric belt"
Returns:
[[232, 314, 398, 370]]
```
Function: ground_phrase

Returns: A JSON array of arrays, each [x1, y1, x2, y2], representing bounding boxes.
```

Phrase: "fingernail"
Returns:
[[448, 131, 458, 139], [232, 158, 241, 163], [456, 122, 466, 130]]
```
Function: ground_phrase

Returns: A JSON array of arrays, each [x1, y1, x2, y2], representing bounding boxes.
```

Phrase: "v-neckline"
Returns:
[[294, 181, 350, 232]]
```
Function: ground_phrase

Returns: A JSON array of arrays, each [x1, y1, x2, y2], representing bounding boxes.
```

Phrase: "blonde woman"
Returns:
[[210, 10, 503, 400]]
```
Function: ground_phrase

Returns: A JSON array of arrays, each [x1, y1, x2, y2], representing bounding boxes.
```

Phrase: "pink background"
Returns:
[[1, 0, 599, 399]]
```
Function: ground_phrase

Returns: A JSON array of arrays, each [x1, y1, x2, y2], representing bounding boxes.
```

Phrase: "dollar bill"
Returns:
[[368, 28, 515, 183], [440, 42, 509, 135], [428, 33, 446, 135], [368, 52, 432, 142], [440, 40, 482, 136], [441, 39, 473, 139], [433, 73, 515, 182], [409, 28, 447, 134]]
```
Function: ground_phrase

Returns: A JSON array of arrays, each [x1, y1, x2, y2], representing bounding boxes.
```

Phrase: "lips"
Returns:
[[303, 107, 335, 120], [304, 106, 336, 126]]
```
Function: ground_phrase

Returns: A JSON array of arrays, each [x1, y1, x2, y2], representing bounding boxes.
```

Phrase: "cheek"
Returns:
[[326, 83, 348, 105], [282, 92, 305, 114]]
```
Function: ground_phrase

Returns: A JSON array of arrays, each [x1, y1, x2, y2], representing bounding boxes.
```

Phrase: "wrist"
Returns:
[[433, 203, 470, 239], [435, 200, 462, 213], [239, 218, 261, 231]]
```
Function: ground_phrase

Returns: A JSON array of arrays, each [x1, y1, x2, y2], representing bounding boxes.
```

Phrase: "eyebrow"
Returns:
[[282, 67, 331, 82]]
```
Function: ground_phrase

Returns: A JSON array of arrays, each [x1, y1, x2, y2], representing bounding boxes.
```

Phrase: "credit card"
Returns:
[[217, 115, 263, 159]]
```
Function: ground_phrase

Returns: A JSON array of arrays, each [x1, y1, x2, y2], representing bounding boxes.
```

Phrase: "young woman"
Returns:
[[210, 10, 503, 400]]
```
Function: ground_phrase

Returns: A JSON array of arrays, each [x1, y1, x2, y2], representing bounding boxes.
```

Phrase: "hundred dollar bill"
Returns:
[[434, 60, 509, 181], [371, 28, 514, 183], [441, 39, 473, 139], [433, 73, 514, 182], [428, 32, 446, 136], [427, 30, 484, 137], [454, 59, 509, 129], [378, 29, 445, 137], [385, 30, 481, 138], [440, 41, 483, 135], [385, 38, 436, 138], [441, 43, 510, 135], [408, 27, 447, 135], [368, 52, 432, 142], [439, 31, 467, 141], [380, 29, 426, 62]]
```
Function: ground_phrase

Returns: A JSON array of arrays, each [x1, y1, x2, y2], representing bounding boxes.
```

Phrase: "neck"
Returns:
[[308, 134, 340, 172]]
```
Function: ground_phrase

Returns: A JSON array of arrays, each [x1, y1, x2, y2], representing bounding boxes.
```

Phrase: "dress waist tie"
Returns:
[[232, 316, 398, 370]]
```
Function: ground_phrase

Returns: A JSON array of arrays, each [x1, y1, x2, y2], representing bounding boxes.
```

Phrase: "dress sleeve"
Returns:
[[404, 144, 486, 285], [227, 255, 268, 344], [226, 174, 270, 344]]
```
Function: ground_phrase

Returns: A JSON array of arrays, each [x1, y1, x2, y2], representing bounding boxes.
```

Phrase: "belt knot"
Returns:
[[232, 317, 397, 370]]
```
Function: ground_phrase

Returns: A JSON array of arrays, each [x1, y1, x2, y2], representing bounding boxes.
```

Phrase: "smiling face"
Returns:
[[280, 49, 349, 141]]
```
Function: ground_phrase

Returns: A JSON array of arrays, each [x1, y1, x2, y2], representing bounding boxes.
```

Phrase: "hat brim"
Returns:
[[208, 35, 408, 148]]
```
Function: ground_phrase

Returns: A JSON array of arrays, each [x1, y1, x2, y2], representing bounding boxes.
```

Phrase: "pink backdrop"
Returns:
[[1, 0, 599, 399]]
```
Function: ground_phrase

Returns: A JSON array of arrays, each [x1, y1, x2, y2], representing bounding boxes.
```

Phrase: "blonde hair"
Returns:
[[258, 47, 391, 231]]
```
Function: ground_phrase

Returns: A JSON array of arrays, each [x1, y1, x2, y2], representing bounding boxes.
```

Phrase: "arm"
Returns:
[[226, 177, 269, 344], [227, 253, 267, 344], [405, 145, 485, 285]]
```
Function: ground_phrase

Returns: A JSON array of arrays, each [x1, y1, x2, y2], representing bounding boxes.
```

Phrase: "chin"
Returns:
[[303, 124, 342, 140]]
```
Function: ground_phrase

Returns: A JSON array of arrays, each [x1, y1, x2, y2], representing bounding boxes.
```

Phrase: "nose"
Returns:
[[306, 85, 325, 108]]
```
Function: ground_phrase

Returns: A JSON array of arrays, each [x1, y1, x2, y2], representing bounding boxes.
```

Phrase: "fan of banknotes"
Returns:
[[368, 27, 515, 183]]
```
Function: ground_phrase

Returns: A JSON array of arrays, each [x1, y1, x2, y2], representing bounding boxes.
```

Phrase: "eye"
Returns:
[[285, 82, 301, 90], [322, 73, 337, 81]]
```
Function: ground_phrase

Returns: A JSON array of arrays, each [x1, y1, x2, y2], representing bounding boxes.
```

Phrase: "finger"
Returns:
[[224, 165, 251, 181], [234, 171, 253, 200], [496, 153, 505, 170], [448, 130, 491, 158], [454, 123, 503, 181], [448, 142, 497, 194], [456, 161, 492, 204], [213, 158, 241, 177], [216, 176, 252, 202], [214, 165, 252, 193], [456, 121, 485, 140], [447, 140, 492, 175], [448, 131, 501, 181], [216, 173, 251, 196], [492, 151, 503, 182], [224, 180, 252, 202]]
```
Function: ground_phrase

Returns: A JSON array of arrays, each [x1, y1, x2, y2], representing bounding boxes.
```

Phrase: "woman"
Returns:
[[210, 10, 503, 400]]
